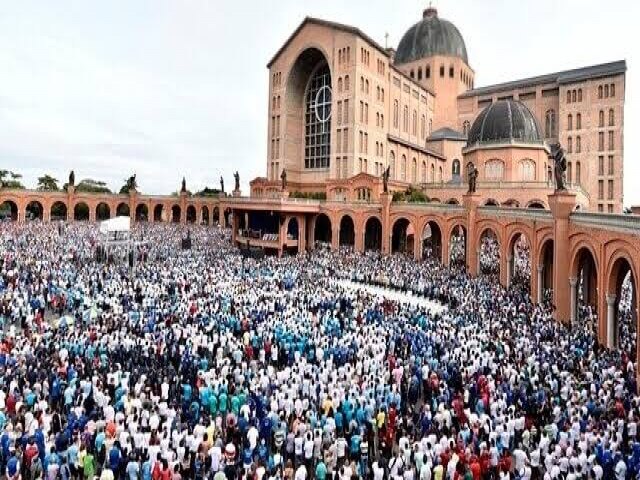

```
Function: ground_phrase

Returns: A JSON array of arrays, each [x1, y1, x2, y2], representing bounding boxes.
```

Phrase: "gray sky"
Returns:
[[1, 0, 638, 205]]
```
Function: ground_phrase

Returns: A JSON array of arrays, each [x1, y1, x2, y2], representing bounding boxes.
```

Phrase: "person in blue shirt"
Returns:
[[109, 441, 122, 474]]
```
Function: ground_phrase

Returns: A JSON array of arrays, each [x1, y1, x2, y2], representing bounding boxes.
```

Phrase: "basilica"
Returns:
[[251, 7, 626, 213]]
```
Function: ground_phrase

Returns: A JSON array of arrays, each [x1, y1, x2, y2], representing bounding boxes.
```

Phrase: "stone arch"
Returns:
[[153, 204, 164, 222], [364, 216, 382, 251], [484, 199, 499, 207], [0, 200, 19, 221], [212, 206, 220, 225], [338, 214, 355, 247], [478, 225, 501, 276], [537, 237, 554, 301], [527, 200, 546, 209], [50, 201, 68, 221], [503, 199, 520, 208], [96, 202, 111, 221], [448, 224, 467, 268], [507, 229, 533, 290], [135, 203, 149, 222], [73, 202, 90, 221], [25, 200, 44, 221], [201, 206, 210, 225], [314, 213, 332, 244], [285, 46, 332, 171], [391, 217, 415, 255], [186, 205, 197, 224], [605, 248, 638, 354], [570, 242, 600, 328], [116, 202, 130, 217], [421, 219, 443, 262], [171, 205, 181, 223], [445, 198, 460, 205]]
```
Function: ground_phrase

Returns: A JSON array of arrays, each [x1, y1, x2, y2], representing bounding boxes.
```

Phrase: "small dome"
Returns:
[[395, 7, 468, 65], [466, 100, 543, 148]]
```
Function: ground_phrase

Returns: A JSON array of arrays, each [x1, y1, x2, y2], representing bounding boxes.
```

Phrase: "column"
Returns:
[[506, 255, 513, 289], [231, 211, 238, 245], [331, 225, 339, 251], [298, 215, 307, 253], [569, 277, 578, 324], [380, 192, 391, 255], [413, 234, 422, 261], [548, 192, 577, 323], [463, 193, 481, 277], [536, 265, 544, 304], [606, 294, 616, 349]]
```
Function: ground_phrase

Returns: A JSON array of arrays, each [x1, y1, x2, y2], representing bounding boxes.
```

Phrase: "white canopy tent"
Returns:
[[99, 215, 131, 235]]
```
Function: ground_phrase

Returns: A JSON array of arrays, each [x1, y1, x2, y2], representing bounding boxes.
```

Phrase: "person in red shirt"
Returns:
[[24, 438, 39, 470]]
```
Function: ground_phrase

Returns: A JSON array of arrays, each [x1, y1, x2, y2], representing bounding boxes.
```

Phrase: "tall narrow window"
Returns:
[[598, 85, 603, 99], [403, 106, 409, 132], [545, 110, 556, 138], [566, 91, 571, 103], [609, 108, 615, 126], [608, 179, 614, 199], [599, 110, 604, 127], [608, 155, 614, 175], [609, 131, 614, 150], [393, 101, 399, 128], [611, 84, 615, 97], [401, 155, 407, 180], [412, 158, 417, 183], [567, 114, 573, 130], [599, 156, 604, 176], [576, 113, 581, 129], [604, 85, 609, 98], [576, 162, 581, 184], [390, 151, 396, 179], [567, 136, 572, 153], [577, 89, 582, 102], [599, 132, 604, 151]]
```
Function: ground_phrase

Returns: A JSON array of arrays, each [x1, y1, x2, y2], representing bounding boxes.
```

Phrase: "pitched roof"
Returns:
[[459, 60, 626, 99], [267, 17, 390, 68]]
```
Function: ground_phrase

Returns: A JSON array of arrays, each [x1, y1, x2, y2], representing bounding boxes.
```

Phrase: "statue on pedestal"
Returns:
[[181, 177, 187, 193], [68, 170, 75, 187], [549, 143, 568, 191], [382, 166, 390, 193], [467, 165, 478, 193], [234, 171, 240, 191], [126, 174, 137, 191], [220, 176, 224, 193], [280, 169, 287, 190]]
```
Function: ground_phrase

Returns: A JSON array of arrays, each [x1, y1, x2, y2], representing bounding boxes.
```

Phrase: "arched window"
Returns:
[[389, 151, 396, 179], [403, 106, 409, 132], [412, 110, 417, 135], [485, 159, 505, 180], [577, 89, 582, 102], [393, 101, 399, 128], [567, 114, 573, 130], [567, 136, 572, 153], [609, 108, 615, 126], [567, 162, 572, 183], [610, 84, 615, 97], [599, 110, 605, 127], [365, 79, 369, 94], [604, 84, 609, 98], [401, 155, 407, 181], [576, 113, 581, 129], [572, 90, 576, 102], [576, 136, 581, 153], [411, 158, 417, 183], [462, 120, 470, 136], [344, 75, 350, 90], [410, 70, 415, 79], [438, 166, 443, 182], [417, 67, 422, 80], [598, 85, 603, 99], [421, 161, 427, 182], [452, 159, 461, 176], [566, 91, 571, 103], [421, 115, 426, 139], [338, 78, 343, 93], [519, 159, 536, 181], [426, 65, 431, 78], [544, 110, 556, 138], [360, 76, 364, 92], [304, 63, 332, 169], [430, 164, 435, 182], [576, 161, 581, 184]]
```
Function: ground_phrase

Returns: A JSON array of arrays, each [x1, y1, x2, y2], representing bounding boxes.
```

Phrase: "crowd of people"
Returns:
[[0, 221, 639, 480]]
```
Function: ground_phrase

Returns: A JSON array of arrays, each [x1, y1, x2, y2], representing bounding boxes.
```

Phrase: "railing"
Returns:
[[393, 202, 465, 213], [570, 211, 640, 234], [478, 206, 554, 222], [227, 197, 322, 206], [419, 181, 590, 201]]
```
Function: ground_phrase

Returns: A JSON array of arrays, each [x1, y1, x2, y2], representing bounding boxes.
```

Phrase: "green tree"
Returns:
[[37, 174, 60, 191], [0, 170, 25, 189], [195, 187, 222, 197], [74, 179, 112, 194]]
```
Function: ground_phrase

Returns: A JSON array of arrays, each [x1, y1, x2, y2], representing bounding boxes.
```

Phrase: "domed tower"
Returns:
[[395, 6, 474, 133]]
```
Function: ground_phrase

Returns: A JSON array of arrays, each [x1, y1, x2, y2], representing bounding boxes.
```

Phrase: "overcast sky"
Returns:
[[1, 0, 638, 204]]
